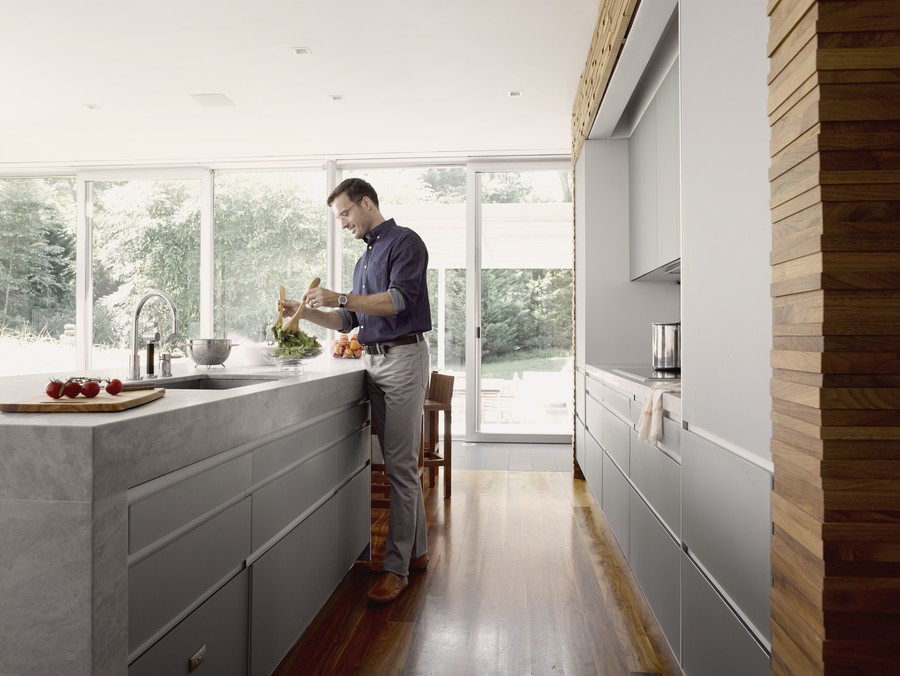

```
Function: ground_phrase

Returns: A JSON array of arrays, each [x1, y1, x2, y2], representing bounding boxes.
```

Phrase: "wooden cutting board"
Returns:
[[0, 388, 165, 413]]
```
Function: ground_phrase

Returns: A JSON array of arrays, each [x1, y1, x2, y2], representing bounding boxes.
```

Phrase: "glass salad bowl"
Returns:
[[255, 342, 322, 373]]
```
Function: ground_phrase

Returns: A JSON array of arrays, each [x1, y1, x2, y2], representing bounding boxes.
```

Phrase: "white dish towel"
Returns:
[[637, 384, 681, 443]]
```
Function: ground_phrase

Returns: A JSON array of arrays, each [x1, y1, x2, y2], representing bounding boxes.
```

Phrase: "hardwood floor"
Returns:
[[274, 470, 680, 675]]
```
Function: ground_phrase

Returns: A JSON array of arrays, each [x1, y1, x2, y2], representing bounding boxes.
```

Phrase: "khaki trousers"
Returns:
[[365, 338, 430, 576]]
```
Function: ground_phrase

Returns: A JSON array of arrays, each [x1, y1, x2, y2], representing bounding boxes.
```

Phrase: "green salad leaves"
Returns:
[[269, 324, 322, 360]]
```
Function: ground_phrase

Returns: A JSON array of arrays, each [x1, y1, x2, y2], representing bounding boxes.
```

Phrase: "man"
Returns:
[[283, 177, 431, 604]]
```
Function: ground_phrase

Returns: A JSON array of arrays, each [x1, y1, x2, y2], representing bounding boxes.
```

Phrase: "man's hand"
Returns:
[[280, 298, 301, 318], [303, 287, 339, 309]]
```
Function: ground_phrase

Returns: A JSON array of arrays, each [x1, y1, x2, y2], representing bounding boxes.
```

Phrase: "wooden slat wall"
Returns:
[[571, 0, 640, 164], [769, 0, 900, 673]]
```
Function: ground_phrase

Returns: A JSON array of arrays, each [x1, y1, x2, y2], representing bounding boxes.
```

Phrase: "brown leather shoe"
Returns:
[[357, 554, 429, 574], [366, 572, 408, 604]]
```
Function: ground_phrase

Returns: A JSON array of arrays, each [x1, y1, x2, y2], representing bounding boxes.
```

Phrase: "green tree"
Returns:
[[421, 168, 466, 204], [214, 172, 328, 342], [0, 178, 76, 333], [91, 179, 201, 348]]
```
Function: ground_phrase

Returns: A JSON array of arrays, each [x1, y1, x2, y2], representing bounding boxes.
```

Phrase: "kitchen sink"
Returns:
[[159, 375, 283, 390]]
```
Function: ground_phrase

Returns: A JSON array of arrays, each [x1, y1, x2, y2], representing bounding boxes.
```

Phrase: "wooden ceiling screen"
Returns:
[[769, 0, 900, 673], [571, 0, 640, 163]]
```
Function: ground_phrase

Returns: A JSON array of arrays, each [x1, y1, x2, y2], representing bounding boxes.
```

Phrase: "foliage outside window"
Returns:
[[213, 171, 328, 344], [479, 170, 574, 371], [89, 179, 201, 370], [0, 177, 77, 376]]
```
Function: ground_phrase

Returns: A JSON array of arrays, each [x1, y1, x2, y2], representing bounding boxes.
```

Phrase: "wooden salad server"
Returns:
[[282, 277, 321, 334]]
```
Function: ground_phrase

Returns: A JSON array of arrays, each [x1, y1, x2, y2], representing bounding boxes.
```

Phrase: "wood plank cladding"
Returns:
[[769, 0, 900, 673], [570, 0, 639, 163]]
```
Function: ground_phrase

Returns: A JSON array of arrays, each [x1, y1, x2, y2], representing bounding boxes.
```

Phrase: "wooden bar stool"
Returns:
[[423, 371, 454, 499]]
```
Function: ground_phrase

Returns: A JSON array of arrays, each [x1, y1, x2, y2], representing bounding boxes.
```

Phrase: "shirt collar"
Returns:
[[363, 218, 394, 243]]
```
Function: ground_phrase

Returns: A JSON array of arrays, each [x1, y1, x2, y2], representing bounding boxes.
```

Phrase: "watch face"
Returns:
[[339, 294, 348, 307]]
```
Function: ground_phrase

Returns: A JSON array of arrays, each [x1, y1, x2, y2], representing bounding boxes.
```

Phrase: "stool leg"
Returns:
[[428, 411, 438, 487], [443, 409, 452, 499]]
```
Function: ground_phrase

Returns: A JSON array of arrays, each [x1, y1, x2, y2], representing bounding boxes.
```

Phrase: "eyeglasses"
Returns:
[[336, 198, 363, 221]]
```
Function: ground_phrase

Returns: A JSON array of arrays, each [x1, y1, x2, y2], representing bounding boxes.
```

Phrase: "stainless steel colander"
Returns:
[[187, 338, 235, 366]]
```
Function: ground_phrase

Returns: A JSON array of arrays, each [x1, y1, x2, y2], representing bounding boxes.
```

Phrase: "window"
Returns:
[[0, 177, 76, 376], [213, 171, 328, 344], [88, 178, 201, 370]]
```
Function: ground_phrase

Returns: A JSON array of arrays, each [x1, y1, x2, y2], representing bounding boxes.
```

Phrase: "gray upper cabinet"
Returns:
[[655, 57, 680, 268], [629, 94, 657, 279], [630, 58, 680, 281]]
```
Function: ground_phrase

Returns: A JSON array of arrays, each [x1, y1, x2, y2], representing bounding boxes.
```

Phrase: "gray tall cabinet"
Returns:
[[574, 1, 774, 673]]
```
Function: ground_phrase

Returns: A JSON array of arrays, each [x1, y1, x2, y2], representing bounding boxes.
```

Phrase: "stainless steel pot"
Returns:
[[187, 338, 235, 366], [651, 322, 680, 371]]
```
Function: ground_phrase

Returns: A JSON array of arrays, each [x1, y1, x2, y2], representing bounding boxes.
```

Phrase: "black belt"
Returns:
[[363, 333, 423, 355]]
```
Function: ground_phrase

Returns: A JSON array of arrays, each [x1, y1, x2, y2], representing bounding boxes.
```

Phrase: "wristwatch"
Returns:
[[338, 294, 348, 308]]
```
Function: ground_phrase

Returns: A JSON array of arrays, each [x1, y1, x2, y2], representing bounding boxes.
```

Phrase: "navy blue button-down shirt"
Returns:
[[338, 218, 432, 345]]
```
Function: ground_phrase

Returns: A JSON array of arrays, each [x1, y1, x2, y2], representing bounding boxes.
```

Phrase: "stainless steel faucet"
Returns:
[[129, 290, 178, 380]]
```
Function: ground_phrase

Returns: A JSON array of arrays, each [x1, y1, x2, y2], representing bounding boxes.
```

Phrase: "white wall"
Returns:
[[680, 0, 772, 460], [576, 140, 681, 367]]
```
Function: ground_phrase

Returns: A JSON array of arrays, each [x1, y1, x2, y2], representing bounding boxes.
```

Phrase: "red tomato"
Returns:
[[63, 380, 82, 398], [105, 378, 123, 396], [46, 380, 64, 399], [81, 381, 101, 398]]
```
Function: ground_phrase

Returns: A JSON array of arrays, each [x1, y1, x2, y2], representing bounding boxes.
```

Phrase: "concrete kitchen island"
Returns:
[[0, 357, 370, 676]]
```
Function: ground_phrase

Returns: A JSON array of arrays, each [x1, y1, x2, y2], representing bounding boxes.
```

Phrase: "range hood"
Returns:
[[634, 258, 681, 283]]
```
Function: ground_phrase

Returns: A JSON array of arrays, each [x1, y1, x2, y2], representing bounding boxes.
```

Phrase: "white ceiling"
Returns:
[[1, 0, 599, 168]]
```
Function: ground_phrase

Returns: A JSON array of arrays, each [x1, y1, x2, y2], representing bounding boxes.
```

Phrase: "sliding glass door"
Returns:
[[469, 165, 573, 441]]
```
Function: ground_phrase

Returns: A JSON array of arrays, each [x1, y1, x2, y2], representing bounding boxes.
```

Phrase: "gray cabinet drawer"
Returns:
[[574, 418, 586, 476], [601, 407, 630, 474], [584, 389, 603, 444], [338, 422, 370, 482], [251, 496, 339, 676], [630, 397, 643, 428], [337, 467, 371, 574], [602, 453, 630, 558], [584, 373, 602, 405], [129, 569, 248, 676], [630, 398, 681, 462], [682, 552, 770, 676], [630, 430, 681, 538], [251, 448, 338, 552], [129, 453, 251, 554], [682, 430, 772, 643], [601, 383, 631, 420], [575, 370, 585, 419], [336, 401, 369, 436], [583, 428, 603, 505], [629, 492, 680, 662], [129, 498, 251, 654], [252, 416, 334, 484], [657, 415, 681, 461]]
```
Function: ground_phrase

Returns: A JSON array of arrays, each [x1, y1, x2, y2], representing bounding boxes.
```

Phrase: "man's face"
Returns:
[[333, 194, 369, 240]]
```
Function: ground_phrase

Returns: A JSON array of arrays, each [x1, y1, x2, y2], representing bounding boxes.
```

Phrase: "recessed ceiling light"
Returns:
[[189, 93, 236, 107], [329, 94, 344, 102], [508, 90, 524, 98], [293, 47, 311, 55], [83, 103, 101, 110]]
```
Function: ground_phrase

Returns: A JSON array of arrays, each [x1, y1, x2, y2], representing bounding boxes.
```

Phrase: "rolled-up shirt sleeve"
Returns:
[[335, 308, 357, 334], [387, 231, 428, 310], [387, 288, 405, 314]]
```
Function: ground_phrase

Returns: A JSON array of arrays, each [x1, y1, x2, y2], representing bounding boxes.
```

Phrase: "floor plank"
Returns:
[[274, 470, 681, 675]]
